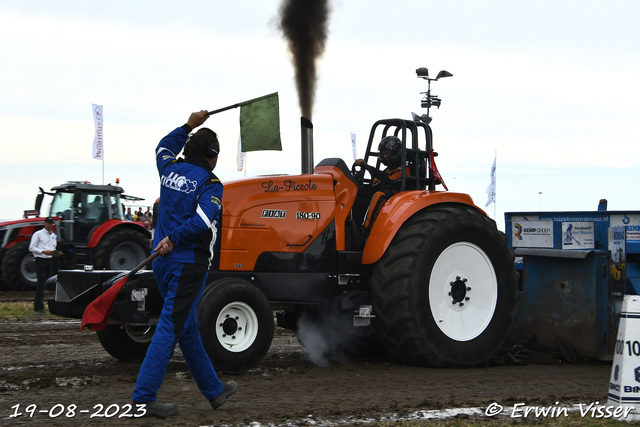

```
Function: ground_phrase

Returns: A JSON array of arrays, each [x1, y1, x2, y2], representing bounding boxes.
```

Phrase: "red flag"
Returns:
[[429, 148, 448, 191], [80, 276, 128, 331], [79, 251, 159, 331]]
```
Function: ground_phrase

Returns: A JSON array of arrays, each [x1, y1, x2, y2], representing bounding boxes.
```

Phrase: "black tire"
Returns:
[[2, 241, 37, 290], [369, 204, 517, 367], [197, 278, 274, 374], [93, 229, 151, 271], [96, 324, 155, 362]]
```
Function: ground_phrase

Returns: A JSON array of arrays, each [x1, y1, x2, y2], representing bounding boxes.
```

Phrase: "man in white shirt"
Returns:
[[29, 217, 61, 314]]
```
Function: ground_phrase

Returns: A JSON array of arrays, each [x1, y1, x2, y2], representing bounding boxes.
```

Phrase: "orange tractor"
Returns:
[[49, 68, 517, 372]]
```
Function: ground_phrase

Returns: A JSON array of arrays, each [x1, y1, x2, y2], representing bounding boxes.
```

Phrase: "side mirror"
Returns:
[[35, 193, 44, 214]]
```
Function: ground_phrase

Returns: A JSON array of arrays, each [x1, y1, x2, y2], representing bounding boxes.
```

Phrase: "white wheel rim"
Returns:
[[21, 253, 37, 283], [429, 242, 498, 341], [215, 301, 259, 353], [109, 242, 146, 270], [124, 324, 155, 344]]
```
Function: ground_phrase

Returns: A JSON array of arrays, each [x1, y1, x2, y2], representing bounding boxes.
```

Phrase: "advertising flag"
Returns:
[[485, 154, 496, 207], [351, 133, 357, 162], [429, 149, 448, 191], [237, 134, 246, 171], [92, 104, 104, 160]]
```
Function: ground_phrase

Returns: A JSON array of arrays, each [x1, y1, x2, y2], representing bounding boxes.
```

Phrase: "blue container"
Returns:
[[505, 210, 640, 359]]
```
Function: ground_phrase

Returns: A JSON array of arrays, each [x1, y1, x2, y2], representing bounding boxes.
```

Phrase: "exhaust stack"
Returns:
[[301, 116, 314, 174]]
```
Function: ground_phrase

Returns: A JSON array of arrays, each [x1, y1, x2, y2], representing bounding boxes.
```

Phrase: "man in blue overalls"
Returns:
[[132, 110, 237, 418]]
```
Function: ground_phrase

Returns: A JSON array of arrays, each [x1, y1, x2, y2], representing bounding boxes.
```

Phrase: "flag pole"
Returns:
[[207, 93, 279, 116], [207, 103, 240, 116]]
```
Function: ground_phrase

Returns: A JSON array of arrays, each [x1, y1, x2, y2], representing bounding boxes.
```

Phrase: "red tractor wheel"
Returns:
[[2, 241, 37, 290]]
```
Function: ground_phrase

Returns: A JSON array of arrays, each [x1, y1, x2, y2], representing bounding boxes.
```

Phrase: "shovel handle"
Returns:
[[126, 251, 160, 279]]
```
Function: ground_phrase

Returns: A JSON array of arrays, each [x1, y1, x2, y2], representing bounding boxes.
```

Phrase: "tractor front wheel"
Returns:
[[369, 204, 517, 367], [197, 278, 274, 374], [96, 324, 155, 362]]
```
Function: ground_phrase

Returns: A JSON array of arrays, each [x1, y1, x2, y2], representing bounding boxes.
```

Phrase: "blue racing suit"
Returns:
[[132, 124, 224, 403]]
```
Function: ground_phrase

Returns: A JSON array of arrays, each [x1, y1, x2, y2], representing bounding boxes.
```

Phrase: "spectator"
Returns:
[[29, 217, 61, 314]]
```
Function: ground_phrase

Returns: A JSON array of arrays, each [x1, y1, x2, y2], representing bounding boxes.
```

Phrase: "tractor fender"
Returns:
[[87, 220, 151, 248], [362, 191, 486, 264], [0, 221, 41, 250], [3, 235, 32, 250]]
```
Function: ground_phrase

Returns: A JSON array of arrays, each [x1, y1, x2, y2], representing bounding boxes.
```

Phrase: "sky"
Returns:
[[1, 0, 639, 231]]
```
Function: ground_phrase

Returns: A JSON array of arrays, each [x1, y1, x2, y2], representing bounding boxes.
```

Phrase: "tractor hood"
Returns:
[[0, 217, 47, 229]]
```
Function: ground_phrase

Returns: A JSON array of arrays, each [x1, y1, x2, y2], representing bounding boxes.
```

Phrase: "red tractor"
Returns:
[[0, 181, 152, 290]]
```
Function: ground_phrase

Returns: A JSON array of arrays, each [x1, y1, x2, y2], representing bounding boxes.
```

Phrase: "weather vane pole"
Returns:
[[412, 67, 453, 124]]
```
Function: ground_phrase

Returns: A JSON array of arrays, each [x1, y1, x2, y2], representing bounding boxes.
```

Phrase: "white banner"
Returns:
[[350, 133, 357, 162], [92, 104, 104, 160], [237, 134, 245, 171], [485, 154, 496, 207], [609, 226, 626, 263]]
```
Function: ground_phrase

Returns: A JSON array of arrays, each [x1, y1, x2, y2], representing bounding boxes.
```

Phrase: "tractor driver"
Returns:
[[351, 135, 410, 227]]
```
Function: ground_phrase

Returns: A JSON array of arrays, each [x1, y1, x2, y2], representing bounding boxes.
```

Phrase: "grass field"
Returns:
[[0, 301, 41, 318]]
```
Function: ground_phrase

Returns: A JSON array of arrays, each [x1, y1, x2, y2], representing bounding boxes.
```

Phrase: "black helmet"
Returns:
[[377, 135, 402, 167]]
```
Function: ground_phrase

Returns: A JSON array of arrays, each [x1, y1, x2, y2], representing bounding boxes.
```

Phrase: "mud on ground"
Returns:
[[0, 291, 613, 426]]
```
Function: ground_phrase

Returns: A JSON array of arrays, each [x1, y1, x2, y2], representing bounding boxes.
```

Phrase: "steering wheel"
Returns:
[[351, 162, 366, 185]]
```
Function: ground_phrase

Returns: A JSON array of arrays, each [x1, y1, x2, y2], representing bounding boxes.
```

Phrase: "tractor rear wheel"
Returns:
[[94, 230, 150, 271], [2, 241, 37, 290], [369, 204, 517, 367], [96, 324, 155, 362], [197, 278, 274, 374]]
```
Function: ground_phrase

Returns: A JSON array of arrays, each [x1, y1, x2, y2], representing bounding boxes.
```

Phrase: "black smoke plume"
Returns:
[[279, 0, 330, 120]]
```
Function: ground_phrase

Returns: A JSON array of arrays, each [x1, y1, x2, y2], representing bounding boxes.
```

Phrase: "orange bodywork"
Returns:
[[219, 163, 358, 271], [219, 161, 482, 271], [362, 191, 484, 265]]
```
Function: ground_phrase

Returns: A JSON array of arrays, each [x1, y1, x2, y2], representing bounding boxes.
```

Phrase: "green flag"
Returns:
[[239, 92, 282, 152]]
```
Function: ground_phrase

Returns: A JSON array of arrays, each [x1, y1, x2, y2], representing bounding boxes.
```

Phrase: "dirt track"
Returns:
[[0, 291, 614, 426]]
